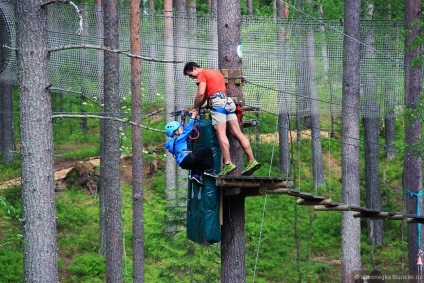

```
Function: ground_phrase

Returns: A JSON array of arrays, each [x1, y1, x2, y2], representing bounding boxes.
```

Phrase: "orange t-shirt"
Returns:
[[197, 69, 227, 99]]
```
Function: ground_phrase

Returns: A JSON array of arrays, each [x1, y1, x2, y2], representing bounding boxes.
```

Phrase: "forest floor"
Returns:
[[0, 128, 337, 190], [0, 154, 155, 191]]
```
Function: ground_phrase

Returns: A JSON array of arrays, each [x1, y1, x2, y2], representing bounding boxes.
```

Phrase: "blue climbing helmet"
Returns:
[[164, 121, 181, 137]]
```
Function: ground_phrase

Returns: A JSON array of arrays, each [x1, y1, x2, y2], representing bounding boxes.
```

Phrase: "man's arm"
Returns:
[[193, 82, 207, 109]]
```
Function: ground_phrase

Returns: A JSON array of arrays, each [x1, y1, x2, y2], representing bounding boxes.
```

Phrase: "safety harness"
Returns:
[[208, 92, 243, 122]]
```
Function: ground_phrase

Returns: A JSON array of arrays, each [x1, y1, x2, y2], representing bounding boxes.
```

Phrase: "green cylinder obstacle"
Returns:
[[186, 119, 221, 245]]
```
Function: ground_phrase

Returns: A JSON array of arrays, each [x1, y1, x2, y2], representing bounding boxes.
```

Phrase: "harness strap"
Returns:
[[211, 106, 235, 115], [209, 92, 226, 99], [175, 150, 192, 154]]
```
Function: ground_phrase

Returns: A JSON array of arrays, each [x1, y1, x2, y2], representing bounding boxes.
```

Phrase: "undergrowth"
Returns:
[[0, 110, 408, 282]]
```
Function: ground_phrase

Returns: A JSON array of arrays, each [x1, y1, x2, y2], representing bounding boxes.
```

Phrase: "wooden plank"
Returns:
[[261, 188, 290, 195], [348, 206, 380, 213], [216, 176, 291, 190], [297, 198, 333, 206], [407, 218, 424, 224], [387, 213, 406, 220], [315, 204, 350, 211], [288, 190, 313, 198], [353, 212, 391, 219], [405, 214, 424, 221]]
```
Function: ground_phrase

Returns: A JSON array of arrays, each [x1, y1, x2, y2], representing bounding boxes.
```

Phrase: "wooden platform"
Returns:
[[215, 175, 424, 223], [215, 175, 292, 197]]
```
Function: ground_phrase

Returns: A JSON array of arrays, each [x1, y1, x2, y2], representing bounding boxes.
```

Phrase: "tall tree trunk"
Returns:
[[294, 34, 306, 130], [384, 96, 397, 159], [175, 0, 188, 217], [364, 115, 384, 244], [164, 0, 177, 233], [276, 0, 291, 176], [217, 0, 245, 281], [95, 0, 108, 257], [305, 0, 325, 189], [15, 0, 58, 281], [404, 0, 423, 273], [188, 0, 197, 59], [130, 0, 145, 281], [362, 3, 384, 246], [0, 83, 13, 163], [94, 2, 105, 256], [0, 84, 3, 154], [383, 0, 397, 159], [95, 0, 104, 104], [341, 1, 361, 281], [148, 4, 158, 103], [80, 4, 88, 134], [247, 0, 253, 15], [0, 14, 13, 163], [102, 0, 123, 281]]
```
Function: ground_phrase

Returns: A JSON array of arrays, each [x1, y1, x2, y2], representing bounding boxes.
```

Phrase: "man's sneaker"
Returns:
[[204, 169, 218, 178], [219, 162, 237, 176], [191, 174, 204, 186], [241, 160, 261, 176]]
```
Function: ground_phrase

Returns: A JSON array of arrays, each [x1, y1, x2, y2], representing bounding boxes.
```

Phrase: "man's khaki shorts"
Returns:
[[210, 96, 237, 125]]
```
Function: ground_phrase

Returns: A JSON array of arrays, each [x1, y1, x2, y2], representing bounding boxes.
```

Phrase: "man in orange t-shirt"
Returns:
[[183, 61, 261, 176]]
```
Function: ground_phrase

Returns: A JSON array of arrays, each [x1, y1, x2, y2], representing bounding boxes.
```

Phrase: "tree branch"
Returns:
[[41, 0, 84, 35], [4, 43, 182, 63], [52, 114, 166, 133], [48, 44, 183, 63], [49, 87, 103, 107]]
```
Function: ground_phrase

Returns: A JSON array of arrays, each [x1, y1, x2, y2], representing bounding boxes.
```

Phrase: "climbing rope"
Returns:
[[252, 115, 279, 282]]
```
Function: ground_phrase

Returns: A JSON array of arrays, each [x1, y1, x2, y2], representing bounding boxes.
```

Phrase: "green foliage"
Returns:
[[0, 92, 409, 282], [0, 159, 21, 182], [0, 187, 24, 282], [67, 254, 106, 282], [0, 248, 24, 283]]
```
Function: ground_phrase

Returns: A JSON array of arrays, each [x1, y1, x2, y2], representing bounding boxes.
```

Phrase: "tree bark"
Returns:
[[305, 0, 325, 189], [363, 116, 384, 245], [362, 3, 384, 246], [221, 195, 246, 282], [175, 0, 189, 215], [383, 0, 397, 160], [148, 4, 158, 103], [0, 82, 14, 163], [130, 0, 145, 281], [15, 0, 58, 281], [246, 0, 253, 15], [276, 0, 291, 176], [79, 4, 88, 134], [404, 0, 423, 273], [164, 0, 177, 234], [217, 0, 245, 281], [95, 0, 104, 104], [95, 0, 107, 258], [384, 95, 397, 159], [341, 1, 361, 281], [102, 0, 123, 281], [0, 14, 13, 163]]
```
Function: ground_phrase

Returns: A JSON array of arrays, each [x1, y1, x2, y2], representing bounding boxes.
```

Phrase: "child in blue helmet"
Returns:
[[164, 109, 217, 186]]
